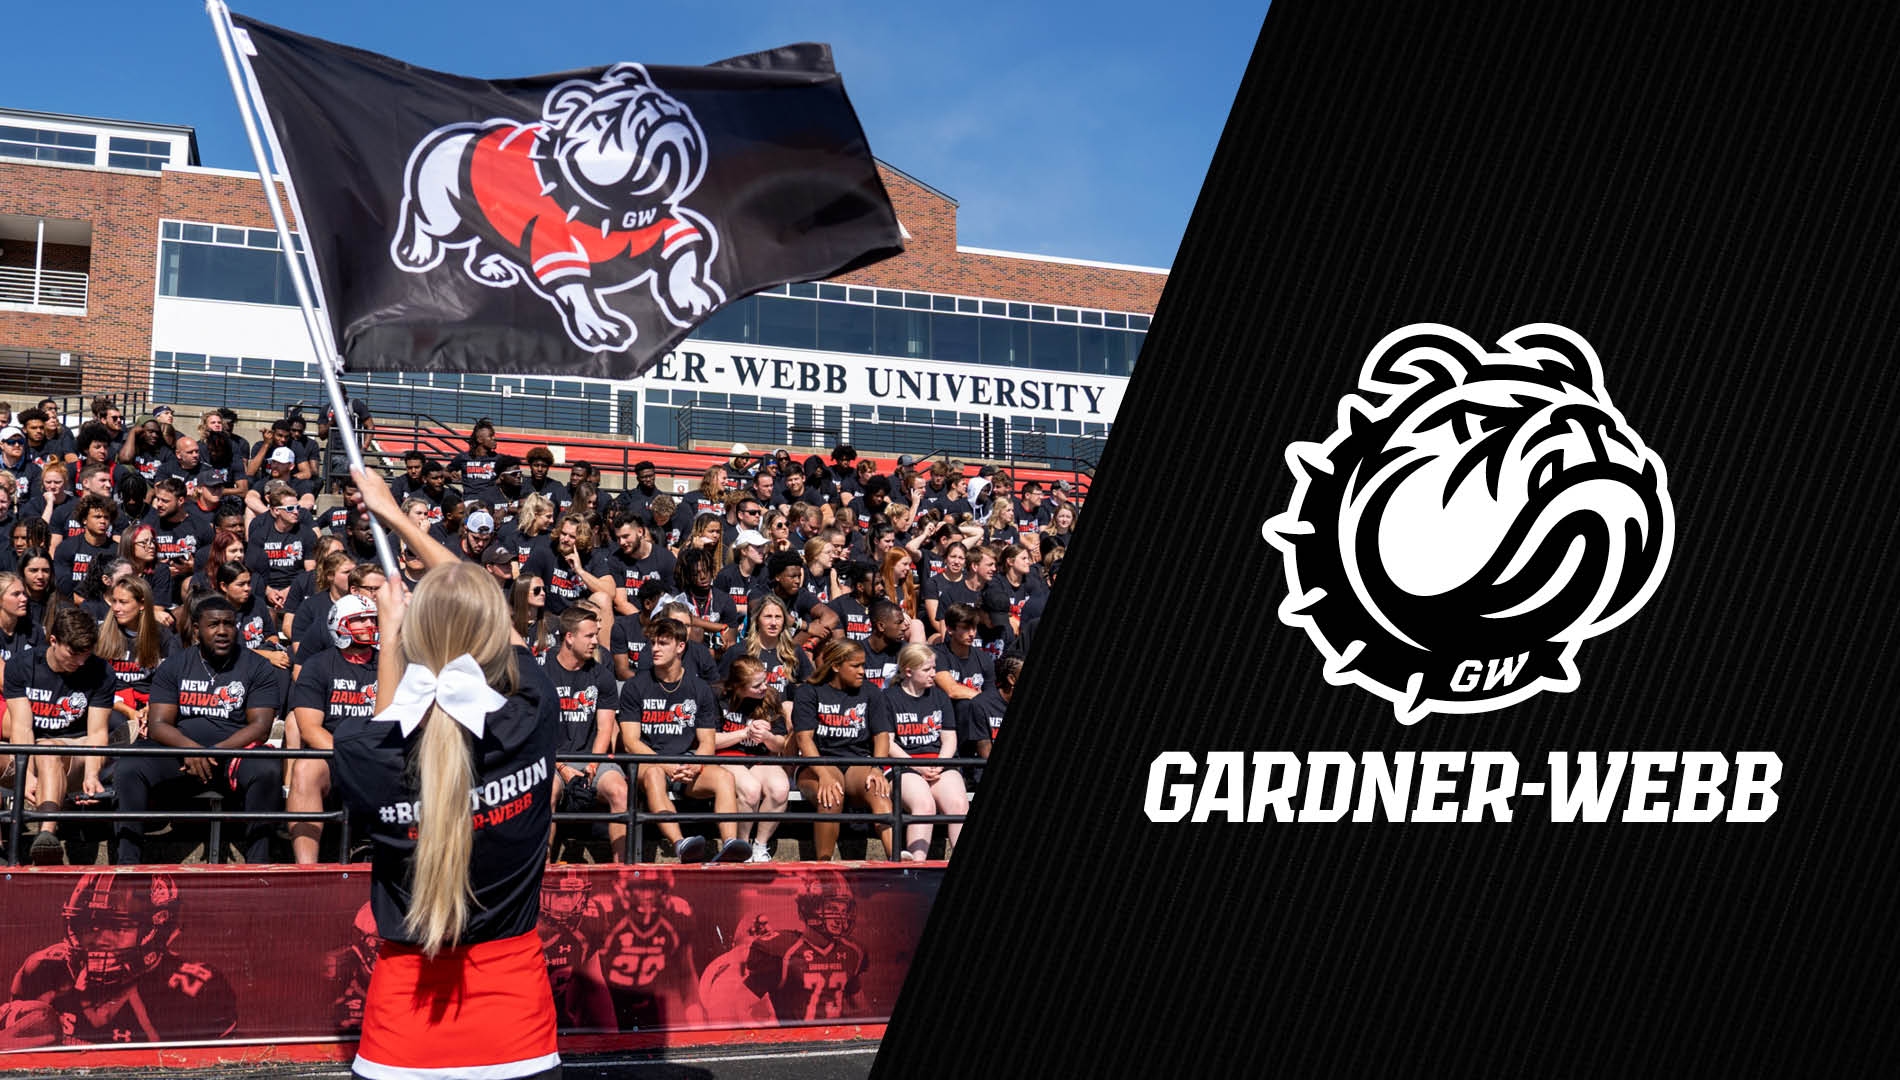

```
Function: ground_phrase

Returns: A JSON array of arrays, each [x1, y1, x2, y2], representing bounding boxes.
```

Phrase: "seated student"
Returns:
[[541, 606, 631, 861], [247, 486, 319, 614], [448, 418, 514, 508], [932, 603, 996, 702], [616, 616, 749, 864], [590, 513, 675, 603], [877, 549, 928, 643], [749, 550, 835, 649], [825, 560, 879, 646], [118, 522, 175, 617], [882, 643, 968, 860], [288, 594, 379, 864], [958, 654, 1018, 773], [496, 492, 555, 569], [792, 639, 897, 861], [116, 596, 286, 865], [676, 547, 739, 655], [52, 493, 118, 600], [802, 536, 839, 606], [21, 461, 73, 546], [288, 551, 356, 668], [4, 607, 115, 864], [118, 415, 170, 484], [18, 552, 54, 628], [860, 599, 912, 690], [922, 542, 972, 641], [388, 449, 428, 502], [513, 575, 559, 661], [981, 543, 1041, 658], [0, 571, 45, 667], [215, 562, 290, 670], [646, 601, 720, 684], [520, 445, 571, 512], [715, 655, 792, 862], [98, 575, 179, 747], [716, 591, 812, 697]]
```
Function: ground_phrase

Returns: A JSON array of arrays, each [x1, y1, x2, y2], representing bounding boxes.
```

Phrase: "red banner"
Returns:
[[0, 864, 939, 1052]]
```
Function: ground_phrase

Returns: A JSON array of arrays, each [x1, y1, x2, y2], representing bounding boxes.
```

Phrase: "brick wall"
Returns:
[[1, 155, 1160, 403]]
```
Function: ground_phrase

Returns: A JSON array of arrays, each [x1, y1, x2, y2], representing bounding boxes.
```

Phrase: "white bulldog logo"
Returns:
[[391, 62, 724, 353], [1264, 324, 1675, 724]]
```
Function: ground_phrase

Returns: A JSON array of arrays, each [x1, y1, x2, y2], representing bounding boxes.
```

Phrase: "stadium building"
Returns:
[[0, 105, 1164, 469]]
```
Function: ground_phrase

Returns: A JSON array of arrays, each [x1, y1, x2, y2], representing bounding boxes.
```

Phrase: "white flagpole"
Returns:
[[204, 0, 399, 581]]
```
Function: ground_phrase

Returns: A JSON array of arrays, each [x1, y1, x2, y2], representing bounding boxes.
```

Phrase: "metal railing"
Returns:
[[4, 744, 981, 866], [0, 266, 88, 311]]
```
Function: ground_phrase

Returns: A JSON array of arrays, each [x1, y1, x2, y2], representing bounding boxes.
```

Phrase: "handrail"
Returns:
[[4, 744, 984, 865], [0, 266, 89, 310]]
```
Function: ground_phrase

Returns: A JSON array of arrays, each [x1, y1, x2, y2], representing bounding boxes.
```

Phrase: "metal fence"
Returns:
[[0, 266, 88, 312], [4, 744, 980, 866]]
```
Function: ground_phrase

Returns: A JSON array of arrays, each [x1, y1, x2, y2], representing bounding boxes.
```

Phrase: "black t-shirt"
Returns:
[[448, 453, 514, 506], [289, 647, 378, 733], [523, 546, 587, 616], [102, 625, 179, 696], [541, 651, 618, 756], [521, 475, 570, 511], [714, 643, 812, 696], [981, 574, 1039, 655], [861, 637, 902, 690], [53, 534, 117, 596], [713, 563, 763, 622], [609, 613, 649, 673], [413, 485, 461, 529], [617, 668, 718, 756], [231, 594, 279, 652], [956, 687, 1007, 746], [149, 646, 286, 745], [826, 595, 873, 644], [247, 518, 319, 589], [883, 683, 954, 757], [637, 639, 718, 684], [290, 591, 334, 651], [0, 621, 46, 668], [933, 643, 997, 696], [1, 457, 41, 501], [315, 504, 351, 534], [931, 576, 981, 619], [749, 587, 824, 632], [333, 644, 557, 946], [588, 547, 674, 602], [142, 506, 208, 570], [4, 652, 116, 739], [714, 692, 788, 758], [681, 588, 740, 651], [791, 682, 891, 759]]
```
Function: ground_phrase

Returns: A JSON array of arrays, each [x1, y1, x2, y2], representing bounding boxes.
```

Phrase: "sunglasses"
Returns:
[[530, 586, 545, 596]]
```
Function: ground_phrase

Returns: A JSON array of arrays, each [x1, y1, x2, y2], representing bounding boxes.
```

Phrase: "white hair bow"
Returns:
[[383, 654, 507, 739]]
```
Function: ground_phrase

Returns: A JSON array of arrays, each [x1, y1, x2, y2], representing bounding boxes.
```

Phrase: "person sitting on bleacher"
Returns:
[[287, 593, 378, 864], [116, 596, 286, 865], [882, 642, 966, 860], [616, 615, 748, 864], [792, 639, 896, 862], [932, 603, 996, 702], [541, 605, 630, 861], [6, 607, 115, 864]]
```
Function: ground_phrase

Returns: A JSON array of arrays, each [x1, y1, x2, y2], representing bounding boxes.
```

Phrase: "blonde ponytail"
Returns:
[[396, 561, 518, 957], [405, 702, 475, 955]]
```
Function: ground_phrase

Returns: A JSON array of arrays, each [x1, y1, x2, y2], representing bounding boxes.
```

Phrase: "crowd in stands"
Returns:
[[0, 396, 1070, 866]]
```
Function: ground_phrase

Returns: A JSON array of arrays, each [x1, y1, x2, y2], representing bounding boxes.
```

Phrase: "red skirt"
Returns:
[[353, 930, 560, 1080]]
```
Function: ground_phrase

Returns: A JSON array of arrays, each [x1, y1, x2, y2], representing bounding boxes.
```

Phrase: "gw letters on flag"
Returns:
[[231, 13, 904, 379]]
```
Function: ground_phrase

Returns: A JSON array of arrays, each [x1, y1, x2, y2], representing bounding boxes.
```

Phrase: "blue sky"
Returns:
[[0, 1, 1261, 270]]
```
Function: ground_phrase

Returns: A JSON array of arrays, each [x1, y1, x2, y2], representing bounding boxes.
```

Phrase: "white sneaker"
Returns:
[[748, 840, 772, 862]]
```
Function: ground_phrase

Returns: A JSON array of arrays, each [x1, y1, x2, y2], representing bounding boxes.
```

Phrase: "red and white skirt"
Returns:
[[353, 930, 560, 1080]]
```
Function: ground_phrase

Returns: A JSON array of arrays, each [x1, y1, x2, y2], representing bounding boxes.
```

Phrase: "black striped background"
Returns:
[[874, 0, 1900, 1074]]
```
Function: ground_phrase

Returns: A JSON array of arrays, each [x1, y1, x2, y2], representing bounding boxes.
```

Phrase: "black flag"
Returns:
[[229, 13, 903, 380]]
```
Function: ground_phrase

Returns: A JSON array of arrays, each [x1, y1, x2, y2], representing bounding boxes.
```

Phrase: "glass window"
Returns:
[[157, 240, 313, 305], [1130, 315, 1151, 330], [0, 126, 97, 166], [931, 313, 980, 367], [1081, 310, 1102, 325], [1008, 303, 1030, 319], [182, 224, 213, 242], [982, 300, 1006, 316], [817, 300, 874, 354], [1105, 313, 1127, 329], [1078, 327, 1111, 375], [107, 153, 166, 171], [874, 289, 903, 307], [874, 307, 929, 358], [691, 296, 755, 343], [1056, 308, 1079, 323], [980, 318, 1029, 368], [758, 296, 816, 348], [1030, 322, 1079, 372], [788, 282, 817, 298], [215, 227, 246, 245], [239, 357, 272, 376], [848, 287, 875, 303], [1032, 305, 1054, 321], [904, 292, 931, 309], [672, 390, 698, 405], [110, 136, 169, 155], [958, 298, 980, 313], [819, 283, 847, 301], [931, 295, 956, 312], [247, 230, 278, 249], [162, 221, 181, 239], [851, 404, 873, 419]]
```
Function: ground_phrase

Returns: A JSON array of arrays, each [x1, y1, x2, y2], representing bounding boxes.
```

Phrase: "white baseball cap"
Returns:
[[268, 446, 295, 465], [734, 529, 768, 549], [465, 509, 496, 534], [731, 443, 750, 456]]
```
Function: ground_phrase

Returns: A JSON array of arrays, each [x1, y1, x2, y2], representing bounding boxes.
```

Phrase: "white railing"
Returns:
[[0, 266, 89, 311]]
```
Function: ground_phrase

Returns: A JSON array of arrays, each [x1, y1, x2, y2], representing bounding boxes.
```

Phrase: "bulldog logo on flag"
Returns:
[[229, 13, 903, 380], [391, 63, 725, 354]]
